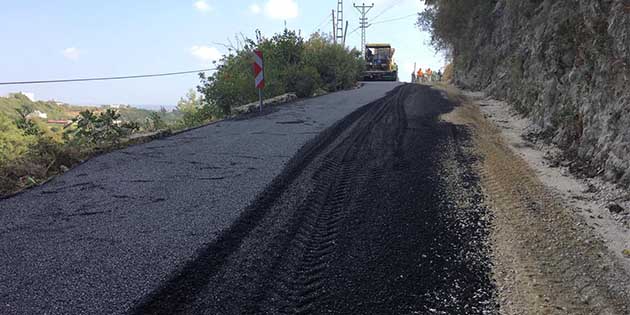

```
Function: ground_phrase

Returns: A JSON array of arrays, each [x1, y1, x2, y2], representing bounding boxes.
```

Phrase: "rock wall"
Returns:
[[453, 0, 630, 185]]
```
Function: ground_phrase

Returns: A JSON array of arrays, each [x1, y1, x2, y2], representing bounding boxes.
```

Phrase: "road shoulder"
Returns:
[[435, 84, 630, 315]]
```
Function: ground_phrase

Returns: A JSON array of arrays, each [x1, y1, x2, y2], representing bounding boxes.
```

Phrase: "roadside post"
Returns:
[[253, 50, 265, 112]]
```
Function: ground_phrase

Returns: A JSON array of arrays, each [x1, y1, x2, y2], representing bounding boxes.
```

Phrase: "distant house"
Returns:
[[7, 92, 36, 102], [27, 110, 48, 119]]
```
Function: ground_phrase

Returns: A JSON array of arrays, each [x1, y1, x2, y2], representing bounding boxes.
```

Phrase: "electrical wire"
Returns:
[[315, 15, 330, 30], [371, 2, 398, 21], [311, 12, 333, 33], [347, 12, 416, 38], [347, 26, 361, 35], [370, 13, 417, 26], [0, 69, 216, 86]]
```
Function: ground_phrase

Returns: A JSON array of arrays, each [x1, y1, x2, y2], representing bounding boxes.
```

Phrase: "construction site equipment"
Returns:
[[362, 43, 398, 81]]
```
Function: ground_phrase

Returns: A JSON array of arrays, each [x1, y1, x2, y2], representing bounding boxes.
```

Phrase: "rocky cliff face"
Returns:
[[453, 0, 630, 185]]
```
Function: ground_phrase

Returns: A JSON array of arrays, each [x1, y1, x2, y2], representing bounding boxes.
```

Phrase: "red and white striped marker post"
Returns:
[[253, 50, 265, 112]]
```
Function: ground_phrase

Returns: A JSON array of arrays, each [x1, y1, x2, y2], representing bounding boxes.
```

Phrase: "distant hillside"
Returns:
[[0, 93, 181, 124], [0, 93, 91, 120]]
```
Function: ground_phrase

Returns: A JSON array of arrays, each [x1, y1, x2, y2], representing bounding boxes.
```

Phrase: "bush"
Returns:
[[175, 89, 216, 129], [65, 109, 139, 146], [197, 29, 364, 116], [0, 112, 34, 166], [303, 33, 363, 91], [0, 112, 84, 196], [146, 112, 169, 131], [14, 105, 43, 136], [287, 65, 320, 98]]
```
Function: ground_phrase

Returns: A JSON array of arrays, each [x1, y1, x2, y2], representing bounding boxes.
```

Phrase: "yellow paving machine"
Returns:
[[363, 43, 398, 81]]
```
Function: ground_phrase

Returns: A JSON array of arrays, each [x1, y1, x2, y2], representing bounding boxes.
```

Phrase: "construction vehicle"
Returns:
[[362, 43, 398, 81]]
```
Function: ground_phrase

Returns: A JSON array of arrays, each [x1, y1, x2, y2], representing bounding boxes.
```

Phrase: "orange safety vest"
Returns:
[[417, 69, 424, 77]]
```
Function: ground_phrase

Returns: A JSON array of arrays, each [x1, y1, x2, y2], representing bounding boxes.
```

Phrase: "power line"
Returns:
[[0, 69, 216, 86], [313, 12, 332, 32], [348, 13, 418, 37], [371, 2, 397, 21], [371, 13, 417, 25]]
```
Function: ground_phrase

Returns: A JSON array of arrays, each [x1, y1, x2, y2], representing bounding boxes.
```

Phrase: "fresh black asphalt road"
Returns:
[[133, 84, 495, 314], [0, 83, 400, 315]]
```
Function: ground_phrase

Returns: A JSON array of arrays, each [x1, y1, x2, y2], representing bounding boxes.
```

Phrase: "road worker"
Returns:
[[426, 68, 433, 82], [417, 68, 424, 83]]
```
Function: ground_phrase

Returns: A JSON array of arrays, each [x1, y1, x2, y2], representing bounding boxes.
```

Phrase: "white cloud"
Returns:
[[264, 0, 298, 20], [62, 47, 80, 60], [191, 45, 222, 63], [249, 3, 262, 14], [194, 0, 212, 13]]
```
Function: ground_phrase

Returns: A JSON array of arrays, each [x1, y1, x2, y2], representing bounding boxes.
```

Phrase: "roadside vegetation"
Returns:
[[0, 29, 364, 197], [0, 93, 190, 196], [198, 30, 364, 116]]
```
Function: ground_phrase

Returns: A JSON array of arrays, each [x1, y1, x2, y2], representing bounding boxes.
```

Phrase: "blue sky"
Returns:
[[0, 0, 444, 108]]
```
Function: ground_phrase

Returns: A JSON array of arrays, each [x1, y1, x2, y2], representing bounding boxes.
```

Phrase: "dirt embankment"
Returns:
[[438, 84, 630, 315]]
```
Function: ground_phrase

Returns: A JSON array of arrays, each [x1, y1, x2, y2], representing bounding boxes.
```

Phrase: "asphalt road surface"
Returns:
[[1, 83, 496, 314], [0, 83, 398, 315]]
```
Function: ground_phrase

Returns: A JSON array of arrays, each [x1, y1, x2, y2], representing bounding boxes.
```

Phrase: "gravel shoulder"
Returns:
[[0, 82, 400, 315], [437, 84, 630, 314]]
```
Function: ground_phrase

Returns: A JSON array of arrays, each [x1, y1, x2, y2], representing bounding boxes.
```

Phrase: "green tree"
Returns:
[[146, 112, 168, 131], [14, 105, 42, 136], [65, 109, 138, 145], [177, 89, 215, 127]]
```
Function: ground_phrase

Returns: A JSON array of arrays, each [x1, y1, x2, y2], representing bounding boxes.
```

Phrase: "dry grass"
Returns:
[[442, 63, 455, 83]]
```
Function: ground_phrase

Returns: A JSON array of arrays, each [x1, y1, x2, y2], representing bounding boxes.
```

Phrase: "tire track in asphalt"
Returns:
[[130, 87, 406, 315], [132, 84, 496, 314], [255, 86, 407, 314]]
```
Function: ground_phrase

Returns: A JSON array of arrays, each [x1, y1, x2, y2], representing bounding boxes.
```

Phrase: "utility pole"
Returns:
[[336, 0, 344, 45], [343, 20, 349, 46], [331, 10, 337, 44], [353, 2, 374, 55]]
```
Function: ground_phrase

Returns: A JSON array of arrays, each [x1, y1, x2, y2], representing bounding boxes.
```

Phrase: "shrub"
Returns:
[[198, 29, 364, 116], [0, 112, 34, 166], [65, 109, 139, 146], [175, 89, 216, 128], [303, 33, 363, 91], [14, 105, 43, 136], [287, 65, 320, 98], [146, 112, 168, 131]]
